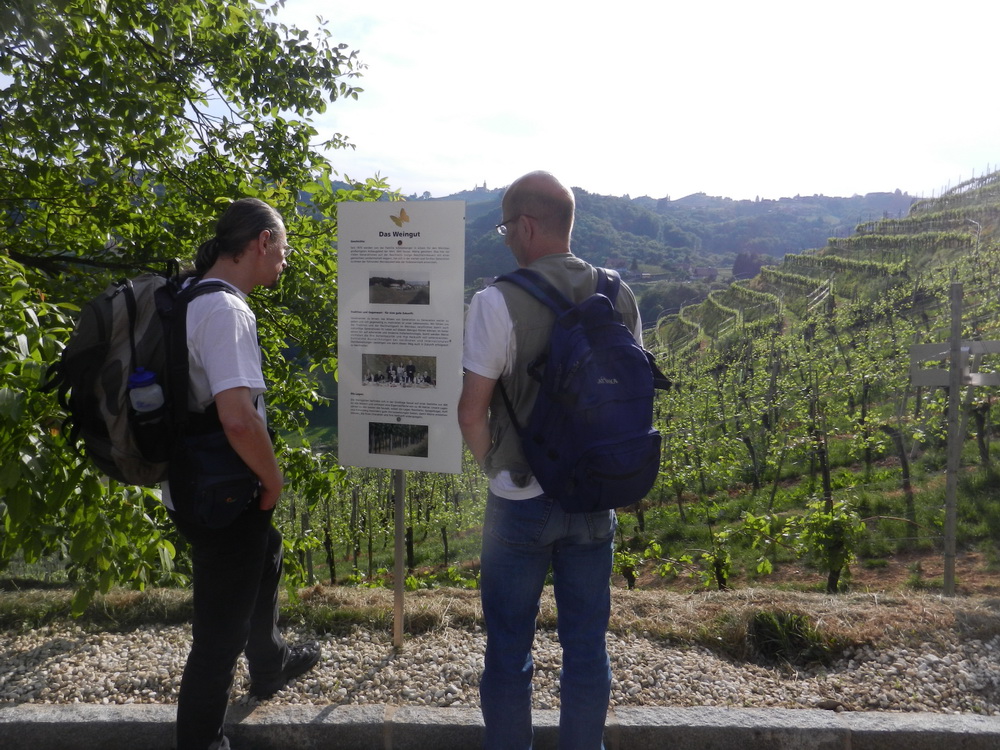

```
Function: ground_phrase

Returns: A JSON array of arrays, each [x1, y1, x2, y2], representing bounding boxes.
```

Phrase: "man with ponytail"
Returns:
[[166, 198, 318, 750]]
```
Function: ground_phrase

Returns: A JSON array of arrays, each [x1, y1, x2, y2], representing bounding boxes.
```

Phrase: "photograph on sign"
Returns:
[[336, 201, 465, 473], [361, 354, 437, 388], [368, 271, 432, 305]]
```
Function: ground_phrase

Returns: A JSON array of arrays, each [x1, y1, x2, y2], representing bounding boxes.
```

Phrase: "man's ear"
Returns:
[[518, 215, 540, 240], [255, 229, 273, 255], [517, 214, 534, 240]]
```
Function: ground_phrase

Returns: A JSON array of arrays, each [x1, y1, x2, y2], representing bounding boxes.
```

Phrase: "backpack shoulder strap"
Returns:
[[499, 267, 622, 311], [121, 279, 141, 376], [168, 278, 238, 435], [496, 379, 522, 436], [492, 269, 566, 438], [596, 267, 621, 305], [180, 279, 234, 301], [495, 268, 572, 314]]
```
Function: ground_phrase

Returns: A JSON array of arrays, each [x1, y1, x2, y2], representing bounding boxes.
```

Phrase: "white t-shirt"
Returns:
[[185, 279, 266, 421], [162, 278, 265, 510], [463, 284, 643, 500]]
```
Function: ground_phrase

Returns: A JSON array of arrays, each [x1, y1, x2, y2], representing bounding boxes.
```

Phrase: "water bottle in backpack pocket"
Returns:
[[127, 367, 169, 462]]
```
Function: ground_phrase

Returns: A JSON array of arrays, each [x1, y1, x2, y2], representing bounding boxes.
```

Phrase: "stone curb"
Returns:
[[3, 704, 1000, 749]]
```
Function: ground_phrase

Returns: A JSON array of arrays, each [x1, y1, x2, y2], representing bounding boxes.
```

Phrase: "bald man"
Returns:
[[459, 171, 642, 750]]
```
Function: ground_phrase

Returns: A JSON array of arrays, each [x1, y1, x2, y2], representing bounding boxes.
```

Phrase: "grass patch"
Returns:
[[0, 587, 193, 630], [861, 558, 889, 569], [4, 582, 1000, 667], [744, 610, 836, 666]]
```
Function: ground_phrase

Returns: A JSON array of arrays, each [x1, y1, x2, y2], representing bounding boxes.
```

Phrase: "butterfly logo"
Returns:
[[390, 208, 410, 227]]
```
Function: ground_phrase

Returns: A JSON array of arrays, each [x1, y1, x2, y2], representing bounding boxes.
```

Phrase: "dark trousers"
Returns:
[[169, 506, 289, 750]]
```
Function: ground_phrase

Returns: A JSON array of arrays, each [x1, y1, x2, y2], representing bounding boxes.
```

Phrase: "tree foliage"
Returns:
[[0, 0, 389, 611]]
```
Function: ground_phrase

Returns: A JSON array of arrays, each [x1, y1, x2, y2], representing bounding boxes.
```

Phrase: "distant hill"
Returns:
[[400, 184, 920, 287]]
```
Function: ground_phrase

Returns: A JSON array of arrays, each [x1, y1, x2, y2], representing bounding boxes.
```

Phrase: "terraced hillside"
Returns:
[[633, 171, 1000, 594], [656, 172, 1000, 353]]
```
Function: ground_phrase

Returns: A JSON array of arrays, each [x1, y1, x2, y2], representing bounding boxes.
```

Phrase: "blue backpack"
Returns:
[[496, 267, 670, 513]]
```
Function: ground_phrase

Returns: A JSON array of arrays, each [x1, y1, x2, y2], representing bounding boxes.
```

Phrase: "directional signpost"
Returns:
[[909, 282, 1000, 596]]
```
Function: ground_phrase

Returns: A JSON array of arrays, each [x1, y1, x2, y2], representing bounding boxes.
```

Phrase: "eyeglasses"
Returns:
[[495, 214, 537, 236]]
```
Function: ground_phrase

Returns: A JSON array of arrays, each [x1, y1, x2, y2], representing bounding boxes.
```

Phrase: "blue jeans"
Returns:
[[479, 492, 616, 750], [169, 505, 289, 750]]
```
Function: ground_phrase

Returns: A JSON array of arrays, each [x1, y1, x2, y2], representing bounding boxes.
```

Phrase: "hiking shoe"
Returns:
[[248, 641, 321, 700]]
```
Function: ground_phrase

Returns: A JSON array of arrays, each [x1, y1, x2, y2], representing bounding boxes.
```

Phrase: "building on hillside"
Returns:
[[688, 266, 718, 282]]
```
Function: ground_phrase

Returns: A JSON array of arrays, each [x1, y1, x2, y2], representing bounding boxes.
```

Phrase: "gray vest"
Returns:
[[483, 253, 640, 483]]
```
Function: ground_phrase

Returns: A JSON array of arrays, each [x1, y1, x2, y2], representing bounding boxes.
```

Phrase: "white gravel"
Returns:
[[3, 623, 1000, 714]]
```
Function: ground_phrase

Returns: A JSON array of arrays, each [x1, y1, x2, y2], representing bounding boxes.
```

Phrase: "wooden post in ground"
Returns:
[[943, 283, 962, 596], [393, 469, 406, 647]]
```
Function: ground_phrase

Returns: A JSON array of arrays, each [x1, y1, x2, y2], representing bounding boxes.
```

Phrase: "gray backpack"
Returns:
[[44, 271, 231, 486]]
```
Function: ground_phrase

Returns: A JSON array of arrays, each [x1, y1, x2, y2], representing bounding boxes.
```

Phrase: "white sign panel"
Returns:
[[337, 201, 466, 473]]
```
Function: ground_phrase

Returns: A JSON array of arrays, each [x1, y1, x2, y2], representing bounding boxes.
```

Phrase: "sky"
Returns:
[[280, 0, 1000, 202]]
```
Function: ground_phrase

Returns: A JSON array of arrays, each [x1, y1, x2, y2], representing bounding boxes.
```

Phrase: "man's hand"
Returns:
[[258, 478, 283, 511]]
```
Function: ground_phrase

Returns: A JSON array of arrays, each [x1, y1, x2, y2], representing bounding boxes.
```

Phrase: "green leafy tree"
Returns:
[[0, 0, 389, 612]]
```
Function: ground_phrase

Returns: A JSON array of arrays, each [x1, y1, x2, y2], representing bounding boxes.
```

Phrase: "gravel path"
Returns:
[[3, 622, 1000, 715]]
